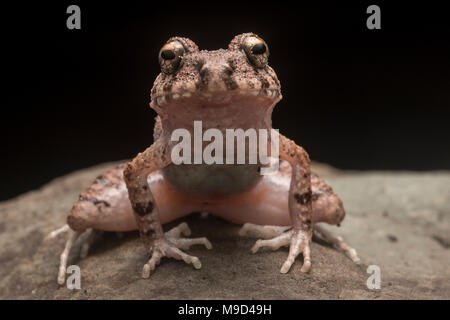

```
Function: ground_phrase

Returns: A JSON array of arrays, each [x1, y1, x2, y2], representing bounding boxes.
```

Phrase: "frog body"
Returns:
[[51, 33, 359, 284]]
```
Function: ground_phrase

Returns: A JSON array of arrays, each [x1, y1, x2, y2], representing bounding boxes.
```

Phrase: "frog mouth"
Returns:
[[151, 89, 281, 109]]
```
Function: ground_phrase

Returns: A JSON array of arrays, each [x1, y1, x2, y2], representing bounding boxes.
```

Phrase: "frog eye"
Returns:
[[159, 40, 185, 74], [243, 36, 269, 68]]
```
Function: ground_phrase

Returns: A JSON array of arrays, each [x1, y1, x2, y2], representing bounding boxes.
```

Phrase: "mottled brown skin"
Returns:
[[59, 33, 356, 281]]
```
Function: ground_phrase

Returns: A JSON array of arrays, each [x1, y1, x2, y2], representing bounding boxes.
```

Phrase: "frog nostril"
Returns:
[[196, 66, 211, 90], [221, 66, 238, 90], [223, 65, 233, 76], [195, 59, 205, 72], [199, 67, 210, 79]]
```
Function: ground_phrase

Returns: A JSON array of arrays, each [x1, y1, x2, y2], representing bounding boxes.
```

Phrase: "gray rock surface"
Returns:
[[0, 162, 449, 299]]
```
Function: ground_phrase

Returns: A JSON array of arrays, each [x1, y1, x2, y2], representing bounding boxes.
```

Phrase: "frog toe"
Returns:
[[313, 224, 360, 264], [239, 223, 291, 238], [141, 222, 213, 279], [244, 227, 312, 274]]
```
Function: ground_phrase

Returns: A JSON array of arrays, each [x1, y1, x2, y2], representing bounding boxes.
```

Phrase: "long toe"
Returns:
[[239, 223, 291, 238], [141, 223, 212, 279], [249, 227, 312, 274]]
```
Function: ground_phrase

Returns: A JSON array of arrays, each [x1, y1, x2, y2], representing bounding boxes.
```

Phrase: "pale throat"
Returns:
[[156, 94, 277, 135]]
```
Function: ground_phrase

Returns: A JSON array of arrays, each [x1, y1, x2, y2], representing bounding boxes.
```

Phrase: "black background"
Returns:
[[2, 1, 450, 200]]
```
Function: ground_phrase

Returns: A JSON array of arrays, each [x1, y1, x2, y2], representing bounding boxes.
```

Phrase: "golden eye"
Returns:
[[159, 40, 185, 74], [243, 36, 269, 68]]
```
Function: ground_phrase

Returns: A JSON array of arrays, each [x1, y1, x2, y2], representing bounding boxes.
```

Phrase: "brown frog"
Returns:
[[49, 33, 359, 284]]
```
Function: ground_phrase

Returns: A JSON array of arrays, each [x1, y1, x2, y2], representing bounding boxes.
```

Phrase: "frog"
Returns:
[[48, 33, 359, 285]]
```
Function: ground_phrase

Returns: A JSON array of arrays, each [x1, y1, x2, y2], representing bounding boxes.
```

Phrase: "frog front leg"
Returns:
[[123, 141, 212, 278], [253, 134, 314, 273]]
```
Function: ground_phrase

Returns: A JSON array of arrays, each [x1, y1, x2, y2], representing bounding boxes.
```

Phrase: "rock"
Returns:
[[0, 161, 449, 299]]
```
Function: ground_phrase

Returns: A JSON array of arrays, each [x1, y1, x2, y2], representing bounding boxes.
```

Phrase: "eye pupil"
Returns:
[[251, 43, 266, 55], [161, 50, 176, 60]]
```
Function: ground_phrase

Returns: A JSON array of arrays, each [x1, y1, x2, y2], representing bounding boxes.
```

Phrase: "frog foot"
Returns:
[[142, 222, 212, 279], [51, 226, 102, 285], [313, 224, 360, 263], [240, 223, 311, 273], [239, 223, 360, 273], [45, 224, 71, 240]]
